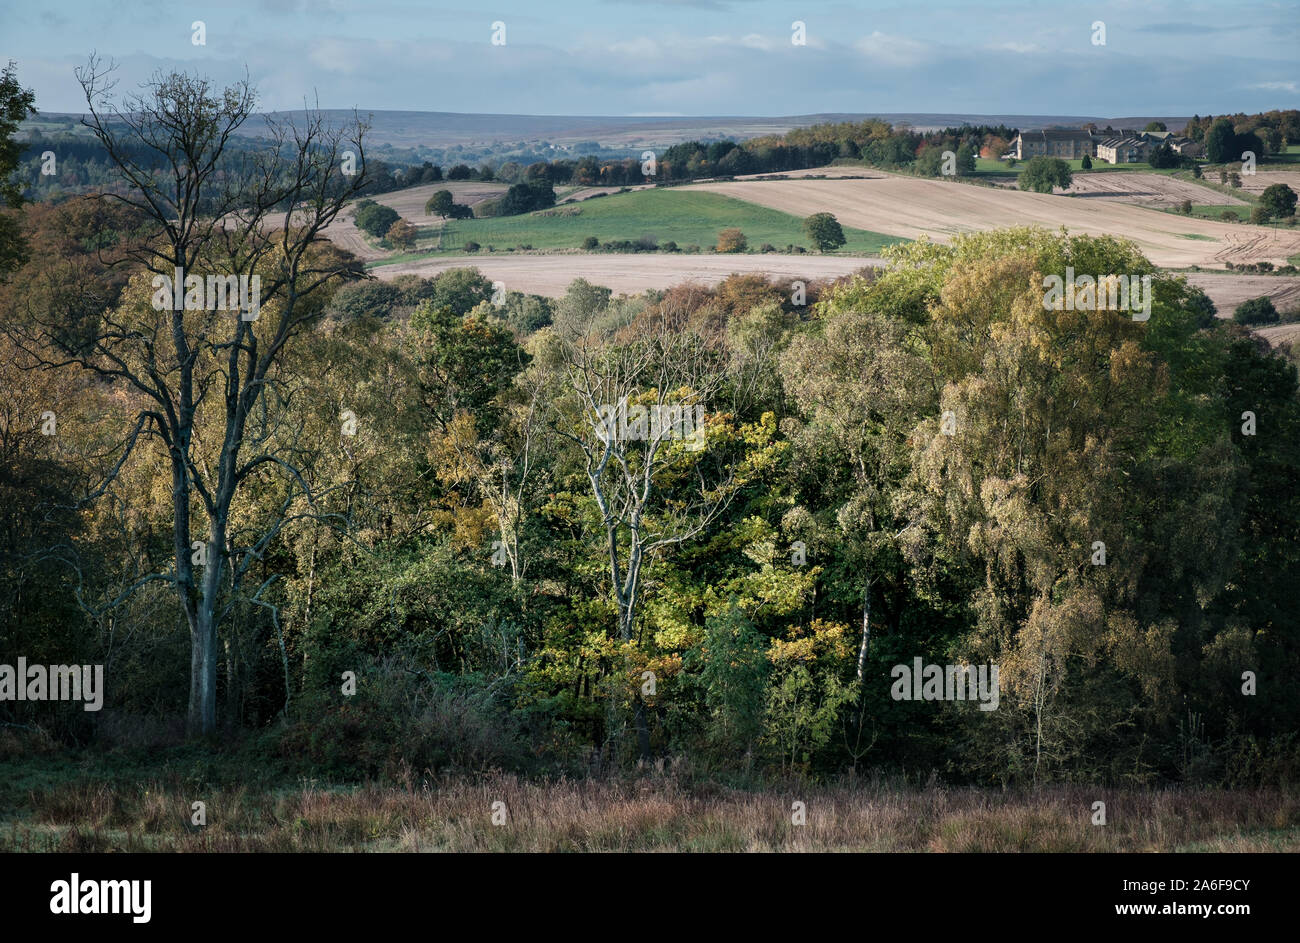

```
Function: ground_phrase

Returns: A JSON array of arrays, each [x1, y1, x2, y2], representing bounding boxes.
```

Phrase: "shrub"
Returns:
[[463, 241, 481, 253], [492, 181, 556, 217], [277, 658, 528, 777], [1148, 143, 1180, 169], [1177, 200, 1192, 215], [661, 240, 678, 252], [689, 605, 768, 756], [425, 268, 493, 314], [1017, 155, 1072, 193], [1251, 206, 1269, 224], [581, 236, 599, 250], [1081, 154, 1093, 170], [716, 228, 747, 253], [325, 280, 404, 322], [600, 239, 641, 253], [385, 218, 417, 249], [1221, 209, 1239, 222], [1234, 296, 1280, 325], [759, 243, 776, 253], [501, 291, 553, 334], [1185, 287, 1218, 329]]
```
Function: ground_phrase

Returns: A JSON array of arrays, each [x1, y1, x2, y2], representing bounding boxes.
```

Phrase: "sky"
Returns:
[[2, 0, 1297, 117]]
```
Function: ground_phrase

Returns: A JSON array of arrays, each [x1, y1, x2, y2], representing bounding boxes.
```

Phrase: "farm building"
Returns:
[[1008, 126, 1198, 164], [1138, 130, 1203, 158], [1167, 136, 1204, 157], [1096, 137, 1149, 164], [1010, 129, 1099, 160]]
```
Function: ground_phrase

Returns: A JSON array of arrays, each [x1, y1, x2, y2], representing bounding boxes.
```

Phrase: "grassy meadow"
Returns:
[[3, 746, 1296, 853], [403, 188, 902, 257]]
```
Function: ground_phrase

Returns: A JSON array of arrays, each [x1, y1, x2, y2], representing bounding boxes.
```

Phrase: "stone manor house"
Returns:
[[1008, 127, 1202, 164]]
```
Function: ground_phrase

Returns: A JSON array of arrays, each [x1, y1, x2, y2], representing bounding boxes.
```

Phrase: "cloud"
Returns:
[[608, 37, 661, 59], [307, 38, 361, 74], [854, 32, 933, 68], [602, 0, 734, 8], [1134, 23, 1240, 35], [994, 42, 1041, 54], [1249, 81, 1298, 94]]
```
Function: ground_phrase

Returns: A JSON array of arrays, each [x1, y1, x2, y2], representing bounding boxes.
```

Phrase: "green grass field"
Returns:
[[1170, 204, 1254, 221], [1267, 145, 1300, 164], [408, 188, 901, 256]]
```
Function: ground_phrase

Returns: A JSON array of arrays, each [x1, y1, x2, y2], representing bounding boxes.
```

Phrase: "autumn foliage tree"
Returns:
[[716, 228, 747, 253], [386, 218, 418, 249]]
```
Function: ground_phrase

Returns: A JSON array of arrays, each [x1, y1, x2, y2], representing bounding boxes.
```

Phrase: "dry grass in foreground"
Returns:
[[4, 775, 1297, 852]]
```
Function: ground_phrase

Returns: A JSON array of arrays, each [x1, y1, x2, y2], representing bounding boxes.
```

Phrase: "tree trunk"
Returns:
[[188, 605, 219, 735], [186, 534, 224, 735], [633, 694, 652, 764], [856, 578, 872, 680]]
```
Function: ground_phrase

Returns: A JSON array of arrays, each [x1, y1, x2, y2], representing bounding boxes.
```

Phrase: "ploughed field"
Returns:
[[1060, 171, 1251, 208], [1182, 273, 1300, 316], [1231, 170, 1300, 198], [375, 251, 885, 295], [687, 173, 1300, 268]]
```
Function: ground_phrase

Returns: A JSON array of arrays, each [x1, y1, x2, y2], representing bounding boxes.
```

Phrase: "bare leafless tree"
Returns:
[[554, 307, 737, 761], [13, 58, 371, 734]]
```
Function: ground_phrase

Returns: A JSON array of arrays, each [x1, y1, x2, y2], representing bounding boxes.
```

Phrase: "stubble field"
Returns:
[[687, 174, 1300, 268]]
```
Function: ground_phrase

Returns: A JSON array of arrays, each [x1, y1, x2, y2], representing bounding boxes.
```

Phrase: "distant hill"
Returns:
[[26, 111, 1191, 149]]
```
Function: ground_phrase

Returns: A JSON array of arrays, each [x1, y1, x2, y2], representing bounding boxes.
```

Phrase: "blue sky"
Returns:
[[2, 0, 1297, 116]]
